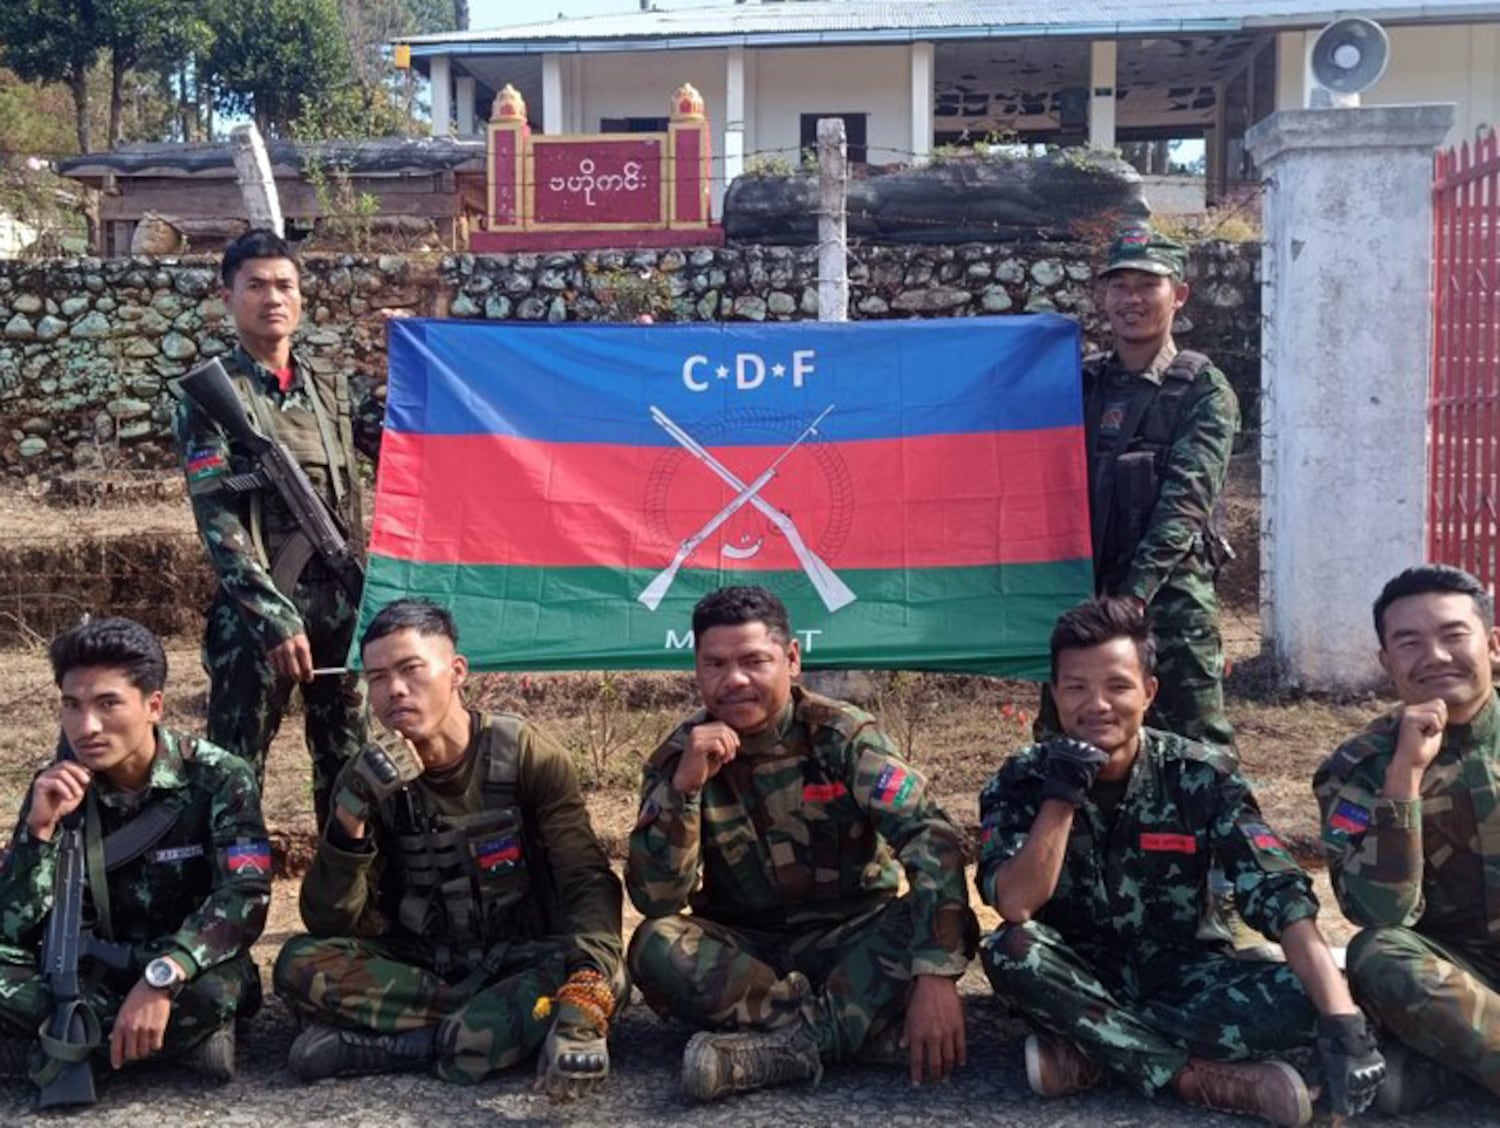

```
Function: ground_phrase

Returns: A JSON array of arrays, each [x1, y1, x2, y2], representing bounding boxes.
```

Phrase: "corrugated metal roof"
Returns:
[[404, 0, 1500, 52]]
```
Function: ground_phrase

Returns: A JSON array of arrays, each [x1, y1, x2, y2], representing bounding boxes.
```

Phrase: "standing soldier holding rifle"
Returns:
[[0, 618, 270, 1106], [172, 228, 383, 829]]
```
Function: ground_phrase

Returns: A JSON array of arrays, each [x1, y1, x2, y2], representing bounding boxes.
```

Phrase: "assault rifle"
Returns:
[[33, 750, 133, 1108], [179, 358, 364, 602]]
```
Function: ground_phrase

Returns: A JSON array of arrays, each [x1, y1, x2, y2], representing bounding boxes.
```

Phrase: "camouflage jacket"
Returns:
[[977, 728, 1317, 947], [1084, 340, 1239, 612], [1314, 691, 1500, 945], [628, 687, 972, 978], [171, 345, 383, 650], [301, 710, 622, 979], [0, 728, 271, 977]]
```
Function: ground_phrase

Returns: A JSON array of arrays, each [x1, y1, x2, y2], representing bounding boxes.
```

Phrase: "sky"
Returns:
[[469, 0, 726, 28]]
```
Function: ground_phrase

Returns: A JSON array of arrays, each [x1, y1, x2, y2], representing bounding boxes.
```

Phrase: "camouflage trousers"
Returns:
[[0, 944, 258, 1062], [980, 922, 1317, 1095], [203, 575, 366, 830], [628, 897, 934, 1062], [272, 933, 568, 1085], [1036, 600, 1233, 750], [1347, 925, 1500, 1097]]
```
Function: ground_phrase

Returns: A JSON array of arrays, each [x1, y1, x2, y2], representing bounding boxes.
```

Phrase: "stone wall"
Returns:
[[0, 241, 1260, 473]]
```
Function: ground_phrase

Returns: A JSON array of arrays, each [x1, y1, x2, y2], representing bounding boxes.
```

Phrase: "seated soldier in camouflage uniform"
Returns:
[[273, 599, 623, 1098], [979, 597, 1382, 1127], [0, 618, 270, 1095], [628, 585, 976, 1101], [1315, 564, 1500, 1115]]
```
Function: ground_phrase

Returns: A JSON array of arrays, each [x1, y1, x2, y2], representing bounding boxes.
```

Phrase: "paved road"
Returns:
[[1, 962, 1496, 1128]]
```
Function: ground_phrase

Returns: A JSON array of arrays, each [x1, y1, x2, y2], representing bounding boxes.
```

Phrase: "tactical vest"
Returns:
[[224, 350, 362, 592], [1083, 349, 1230, 589], [390, 713, 544, 976]]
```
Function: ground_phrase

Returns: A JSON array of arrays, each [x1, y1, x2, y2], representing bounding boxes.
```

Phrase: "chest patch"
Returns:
[[802, 781, 848, 804], [1140, 832, 1196, 854], [475, 834, 522, 873], [151, 844, 205, 864]]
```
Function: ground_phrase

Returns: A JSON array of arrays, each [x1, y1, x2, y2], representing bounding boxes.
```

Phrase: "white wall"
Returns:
[[576, 49, 729, 213], [748, 45, 915, 170], [1276, 23, 1499, 147]]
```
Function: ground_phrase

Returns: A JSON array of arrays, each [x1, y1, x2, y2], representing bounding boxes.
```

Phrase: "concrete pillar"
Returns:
[[725, 45, 746, 183], [1089, 41, 1117, 150], [1245, 104, 1455, 690], [429, 55, 452, 136], [542, 53, 563, 134], [910, 41, 934, 165], [455, 74, 476, 135]]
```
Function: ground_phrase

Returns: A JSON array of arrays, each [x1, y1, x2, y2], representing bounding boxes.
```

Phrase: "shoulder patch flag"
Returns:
[[1329, 799, 1372, 835], [226, 841, 271, 875]]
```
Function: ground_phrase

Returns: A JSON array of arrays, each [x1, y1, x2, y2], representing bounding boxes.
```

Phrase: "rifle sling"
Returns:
[[83, 793, 112, 945], [101, 798, 184, 871]]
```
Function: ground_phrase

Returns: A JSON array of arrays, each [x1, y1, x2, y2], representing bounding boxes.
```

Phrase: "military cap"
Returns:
[[1099, 227, 1187, 279]]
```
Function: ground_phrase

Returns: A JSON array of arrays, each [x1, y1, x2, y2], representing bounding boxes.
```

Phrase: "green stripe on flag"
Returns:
[[351, 556, 1093, 677]]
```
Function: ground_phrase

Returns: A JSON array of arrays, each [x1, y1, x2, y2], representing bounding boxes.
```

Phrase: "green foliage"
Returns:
[[204, 0, 353, 135], [743, 152, 796, 178], [0, 71, 78, 156], [292, 101, 382, 251], [584, 263, 673, 322]]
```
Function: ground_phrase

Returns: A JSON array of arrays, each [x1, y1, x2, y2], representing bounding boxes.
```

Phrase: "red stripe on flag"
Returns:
[[370, 427, 1088, 569]]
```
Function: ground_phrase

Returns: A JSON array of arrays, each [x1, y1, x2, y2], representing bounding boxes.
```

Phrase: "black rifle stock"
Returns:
[[33, 748, 132, 1108], [180, 358, 364, 602]]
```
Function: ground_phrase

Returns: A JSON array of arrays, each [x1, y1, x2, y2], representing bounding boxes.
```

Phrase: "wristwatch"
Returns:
[[143, 956, 185, 994]]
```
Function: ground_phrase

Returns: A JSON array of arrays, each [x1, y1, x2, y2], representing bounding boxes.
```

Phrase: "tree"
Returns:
[[204, 0, 353, 136], [0, 0, 100, 152]]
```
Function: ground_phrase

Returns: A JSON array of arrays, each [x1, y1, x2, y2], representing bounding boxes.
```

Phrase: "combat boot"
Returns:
[[1375, 1042, 1461, 1116], [681, 1022, 822, 1101], [288, 1023, 437, 1081], [1172, 1056, 1311, 1127], [184, 1023, 236, 1083], [1024, 1033, 1102, 1098]]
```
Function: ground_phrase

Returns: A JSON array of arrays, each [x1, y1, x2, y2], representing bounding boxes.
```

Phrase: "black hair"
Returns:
[[221, 228, 299, 288], [1373, 564, 1495, 644], [49, 616, 167, 694], [361, 598, 459, 653], [691, 585, 792, 647], [1049, 596, 1158, 683]]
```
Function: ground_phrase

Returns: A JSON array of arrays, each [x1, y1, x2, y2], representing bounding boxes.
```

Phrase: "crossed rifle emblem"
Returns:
[[637, 405, 857, 614]]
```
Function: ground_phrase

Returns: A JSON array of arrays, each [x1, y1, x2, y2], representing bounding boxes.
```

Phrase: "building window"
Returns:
[[600, 116, 671, 133], [799, 113, 867, 164]]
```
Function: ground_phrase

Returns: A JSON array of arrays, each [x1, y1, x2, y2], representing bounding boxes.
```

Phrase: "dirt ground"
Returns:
[[0, 453, 1394, 951]]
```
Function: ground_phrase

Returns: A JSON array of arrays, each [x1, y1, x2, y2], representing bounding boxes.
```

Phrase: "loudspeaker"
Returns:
[[1308, 18, 1389, 106]]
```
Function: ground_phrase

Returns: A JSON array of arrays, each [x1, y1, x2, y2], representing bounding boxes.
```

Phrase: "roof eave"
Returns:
[[404, 19, 1245, 57]]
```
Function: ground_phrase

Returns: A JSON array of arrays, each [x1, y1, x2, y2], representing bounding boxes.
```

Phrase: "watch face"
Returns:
[[146, 959, 175, 988]]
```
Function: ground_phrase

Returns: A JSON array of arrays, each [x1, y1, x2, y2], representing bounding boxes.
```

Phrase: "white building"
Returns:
[[399, 0, 1500, 212]]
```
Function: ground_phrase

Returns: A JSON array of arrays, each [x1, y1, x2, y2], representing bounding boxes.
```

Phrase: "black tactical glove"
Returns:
[[1317, 1012, 1385, 1117], [335, 728, 423, 822], [1039, 738, 1110, 807], [534, 969, 616, 1101]]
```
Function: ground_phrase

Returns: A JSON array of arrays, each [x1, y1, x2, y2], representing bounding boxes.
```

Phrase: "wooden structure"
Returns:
[[1429, 126, 1500, 596], [57, 138, 488, 255], [474, 82, 721, 251]]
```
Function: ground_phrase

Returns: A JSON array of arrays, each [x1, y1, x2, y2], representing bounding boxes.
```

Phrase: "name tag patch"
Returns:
[[152, 844, 205, 864], [1140, 832, 1197, 854], [802, 781, 848, 804]]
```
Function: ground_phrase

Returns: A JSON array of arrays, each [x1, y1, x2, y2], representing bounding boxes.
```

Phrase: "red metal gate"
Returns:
[[1429, 128, 1500, 595]]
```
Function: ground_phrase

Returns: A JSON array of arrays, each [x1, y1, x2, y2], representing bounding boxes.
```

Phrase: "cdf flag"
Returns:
[[359, 317, 1091, 676]]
